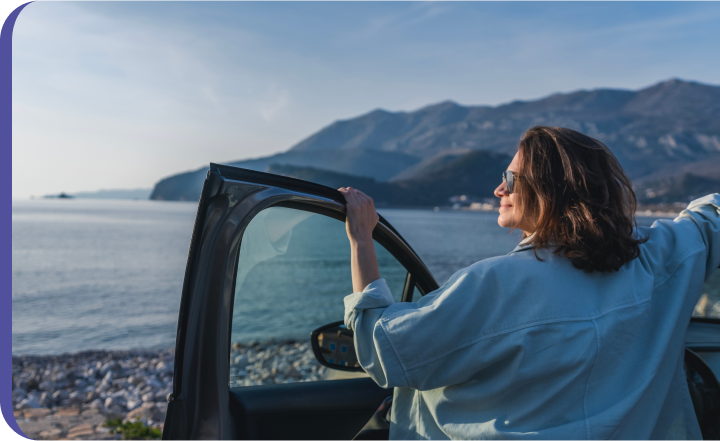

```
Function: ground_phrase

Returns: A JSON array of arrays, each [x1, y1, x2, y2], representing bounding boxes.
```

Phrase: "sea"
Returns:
[[11, 199, 715, 355]]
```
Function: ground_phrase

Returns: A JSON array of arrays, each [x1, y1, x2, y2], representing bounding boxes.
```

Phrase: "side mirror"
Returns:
[[311, 321, 364, 372]]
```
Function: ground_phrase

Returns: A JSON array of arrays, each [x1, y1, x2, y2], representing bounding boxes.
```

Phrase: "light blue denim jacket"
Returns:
[[344, 194, 720, 440]]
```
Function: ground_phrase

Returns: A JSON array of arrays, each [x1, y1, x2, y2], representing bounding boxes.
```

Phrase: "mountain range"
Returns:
[[150, 78, 720, 204]]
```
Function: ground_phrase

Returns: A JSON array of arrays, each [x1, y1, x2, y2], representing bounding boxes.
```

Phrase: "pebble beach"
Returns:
[[12, 341, 328, 439]]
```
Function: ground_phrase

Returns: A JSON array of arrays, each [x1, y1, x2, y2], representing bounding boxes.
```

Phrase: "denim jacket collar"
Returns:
[[509, 233, 536, 254]]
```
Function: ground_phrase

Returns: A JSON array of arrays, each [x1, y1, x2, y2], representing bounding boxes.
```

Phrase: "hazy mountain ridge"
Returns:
[[148, 150, 421, 201], [150, 78, 720, 203], [287, 78, 720, 179], [634, 173, 720, 204], [268, 150, 511, 207]]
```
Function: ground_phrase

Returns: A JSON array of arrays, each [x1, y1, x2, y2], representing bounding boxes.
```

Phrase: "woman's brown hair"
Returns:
[[515, 126, 647, 273]]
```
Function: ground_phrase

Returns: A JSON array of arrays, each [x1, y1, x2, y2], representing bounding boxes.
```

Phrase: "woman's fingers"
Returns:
[[339, 187, 368, 206], [338, 187, 377, 242], [339, 187, 375, 212], [338, 187, 354, 202]]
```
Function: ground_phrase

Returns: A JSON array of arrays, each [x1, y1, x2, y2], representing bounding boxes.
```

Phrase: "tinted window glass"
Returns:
[[692, 268, 720, 381], [694, 269, 720, 319], [229, 207, 407, 387]]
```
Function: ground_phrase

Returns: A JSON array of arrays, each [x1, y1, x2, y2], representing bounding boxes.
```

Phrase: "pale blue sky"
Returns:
[[12, 1, 720, 198]]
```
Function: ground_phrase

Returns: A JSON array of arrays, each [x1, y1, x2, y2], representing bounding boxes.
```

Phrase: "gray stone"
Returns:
[[138, 386, 154, 396], [155, 388, 172, 402], [68, 391, 84, 405], [112, 378, 130, 389], [89, 398, 104, 409], [38, 380, 55, 392], [85, 391, 99, 403], [26, 378, 39, 391], [38, 428, 63, 438], [52, 390, 68, 402], [19, 398, 41, 409], [128, 376, 143, 386], [39, 392, 53, 407], [145, 378, 162, 390], [156, 361, 173, 373], [233, 355, 249, 369], [12, 388, 27, 400], [126, 400, 141, 411], [99, 361, 119, 377], [142, 392, 155, 402], [102, 371, 114, 384], [127, 403, 165, 422]]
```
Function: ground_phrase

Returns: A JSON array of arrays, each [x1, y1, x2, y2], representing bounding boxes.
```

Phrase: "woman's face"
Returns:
[[494, 152, 534, 235]]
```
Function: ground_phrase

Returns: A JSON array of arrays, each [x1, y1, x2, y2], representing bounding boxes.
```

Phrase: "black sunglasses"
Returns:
[[502, 171, 519, 194]]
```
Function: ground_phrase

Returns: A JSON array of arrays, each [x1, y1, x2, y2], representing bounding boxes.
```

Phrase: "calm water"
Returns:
[[11, 199, 714, 355]]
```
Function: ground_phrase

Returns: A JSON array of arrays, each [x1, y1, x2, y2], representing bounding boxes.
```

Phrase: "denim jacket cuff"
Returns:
[[343, 278, 393, 331]]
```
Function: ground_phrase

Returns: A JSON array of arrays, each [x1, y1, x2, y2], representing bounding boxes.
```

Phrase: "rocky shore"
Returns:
[[12, 340, 327, 439]]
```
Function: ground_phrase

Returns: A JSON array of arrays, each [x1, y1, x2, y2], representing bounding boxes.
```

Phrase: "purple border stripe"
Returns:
[[3, 2, 32, 438]]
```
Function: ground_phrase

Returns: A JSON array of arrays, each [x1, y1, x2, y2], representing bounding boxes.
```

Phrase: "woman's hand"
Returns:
[[338, 187, 380, 246], [338, 187, 381, 292]]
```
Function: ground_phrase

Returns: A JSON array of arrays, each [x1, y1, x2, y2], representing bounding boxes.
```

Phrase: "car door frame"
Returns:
[[163, 164, 439, 440]]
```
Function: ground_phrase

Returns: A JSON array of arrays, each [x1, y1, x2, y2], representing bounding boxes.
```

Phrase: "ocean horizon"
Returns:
[[11, 198, 710, 356]]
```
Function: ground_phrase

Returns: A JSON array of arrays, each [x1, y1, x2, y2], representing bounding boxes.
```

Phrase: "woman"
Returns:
[[338, 126, 720, 440]]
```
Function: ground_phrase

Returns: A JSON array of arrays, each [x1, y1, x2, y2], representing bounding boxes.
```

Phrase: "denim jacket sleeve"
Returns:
[[681, 193, 720, 277], [343, 278, 407, 388], [638, 193, 720, 284], [342, 266, 553, 391]]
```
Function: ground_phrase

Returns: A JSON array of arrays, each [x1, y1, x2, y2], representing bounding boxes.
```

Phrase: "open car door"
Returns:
[[162, 163, 720, 440], [162, 164, 438, 440]]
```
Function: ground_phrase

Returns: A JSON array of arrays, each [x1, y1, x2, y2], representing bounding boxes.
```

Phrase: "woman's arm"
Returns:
[[681, 194, 720, 276], [338, 187, 381, 292]]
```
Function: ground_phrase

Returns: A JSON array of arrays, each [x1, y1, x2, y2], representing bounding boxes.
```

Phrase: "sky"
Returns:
[[11, 1, 720, 199]]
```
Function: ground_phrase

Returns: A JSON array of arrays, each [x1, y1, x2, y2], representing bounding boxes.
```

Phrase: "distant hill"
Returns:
[[392, 150, 511, 205], [149, 149, 419, 201], [267, 150, 511, 207], [634, 173, 720, 204], [389, 148, 472, 181], [150, 78, 720, 203], [266, 164, 401, 206], [72, 188, 152, 200]]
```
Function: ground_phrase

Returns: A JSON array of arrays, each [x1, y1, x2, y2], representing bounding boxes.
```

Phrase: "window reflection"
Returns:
[[694, 269, 720, 319], [230, 206, 408, 386]]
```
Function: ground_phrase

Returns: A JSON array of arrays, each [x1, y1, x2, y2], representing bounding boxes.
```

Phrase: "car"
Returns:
[[162, 163, 720, 440]]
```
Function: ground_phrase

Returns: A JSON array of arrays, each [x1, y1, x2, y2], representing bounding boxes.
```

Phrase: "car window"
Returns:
[[693, 268, 720, 319], [411, 285, 423, 302], [229, 206, 408, 387]]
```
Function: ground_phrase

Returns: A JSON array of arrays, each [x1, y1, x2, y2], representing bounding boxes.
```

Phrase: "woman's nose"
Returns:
[[494, 181, 508, 198]]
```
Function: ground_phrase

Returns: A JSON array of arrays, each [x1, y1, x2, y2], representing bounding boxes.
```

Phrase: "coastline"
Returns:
[[12, 341, 327, 439]]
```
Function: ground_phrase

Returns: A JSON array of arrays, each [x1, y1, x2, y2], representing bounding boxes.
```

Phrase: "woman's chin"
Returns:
[[497, 215, 512, 228]]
